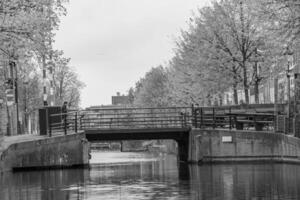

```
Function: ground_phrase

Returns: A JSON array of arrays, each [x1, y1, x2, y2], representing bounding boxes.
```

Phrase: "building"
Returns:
[[111, 92, 130, 105]]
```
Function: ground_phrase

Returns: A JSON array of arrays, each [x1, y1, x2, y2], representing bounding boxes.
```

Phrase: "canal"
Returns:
[[1, 151, 300, 199]]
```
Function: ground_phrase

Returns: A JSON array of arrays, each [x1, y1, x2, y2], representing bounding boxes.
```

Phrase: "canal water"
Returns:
[[1, 151, 300, 199]]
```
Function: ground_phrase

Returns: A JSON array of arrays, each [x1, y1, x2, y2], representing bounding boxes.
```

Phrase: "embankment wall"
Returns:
[[189, 129, 300, 163], [0, 133, 90, 172]]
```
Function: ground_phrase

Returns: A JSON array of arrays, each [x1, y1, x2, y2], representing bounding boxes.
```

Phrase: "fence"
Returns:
[[79, 107, 192, 130], [39, 105, 283, 136], [191, 106, 275, 131]]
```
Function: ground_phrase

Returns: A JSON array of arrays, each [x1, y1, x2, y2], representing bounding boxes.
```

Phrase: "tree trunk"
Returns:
[[240, 1, 249, 104], [242, 65, 249, 104], [233, 84, 238, 105], [254, 61, 259, 104], [254, 82, 259, 104], [253, 47, 260, 104], [232, 65, 239, 105]]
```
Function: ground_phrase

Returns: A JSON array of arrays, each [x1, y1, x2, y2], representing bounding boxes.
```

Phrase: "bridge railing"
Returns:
[[48, 110, 80, 136], [44, 105, 276, 135], [79, 107, 192, 130], [191, 106, 275, 131]]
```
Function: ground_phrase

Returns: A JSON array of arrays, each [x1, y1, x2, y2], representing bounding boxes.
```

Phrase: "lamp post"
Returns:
[[283, 45, 294, 133]]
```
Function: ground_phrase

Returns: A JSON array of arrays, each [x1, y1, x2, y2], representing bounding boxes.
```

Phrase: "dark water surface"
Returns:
[[1, 152, 300, 200]]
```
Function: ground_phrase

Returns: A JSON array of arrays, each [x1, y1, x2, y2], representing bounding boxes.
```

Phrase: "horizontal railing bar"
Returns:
[[50, 111, 78, 117], [80, 112, 190, 117], [83, 125, 189, 130], [79, 115, 188, 119], [81, 118, 188, 122], [85, 106, 191, 111], [82, 119, 188, 123]]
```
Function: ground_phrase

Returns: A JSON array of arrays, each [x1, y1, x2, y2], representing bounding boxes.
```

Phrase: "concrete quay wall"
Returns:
[[0, 133, 90, 172], [189, 129, 300, 163]]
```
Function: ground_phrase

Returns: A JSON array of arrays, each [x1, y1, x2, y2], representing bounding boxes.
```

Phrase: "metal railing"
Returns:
[[191, 106, 275, 131], [79, 107, 192, 130], [44, 105, 278, 136], [48, 111, 79, 137]]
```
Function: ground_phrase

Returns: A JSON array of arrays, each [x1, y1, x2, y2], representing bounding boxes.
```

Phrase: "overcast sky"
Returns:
[[54, 0, 210, 108]]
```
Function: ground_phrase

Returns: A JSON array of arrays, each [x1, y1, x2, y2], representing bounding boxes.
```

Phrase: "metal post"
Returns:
[[180, 112, 184, 127], [80, 114, 83, 130], [64, 113, 67, 135], [229, 107, 232, 130], [195, 109, 198, 128], [253, 115, 257, 131], [45, 108, 50, 137], [200, 108, 203, 128], [75, 112, 78, 133], [213, 108, 216, 129], [48, 113, 52, 137], [191, 104, 195, 127]]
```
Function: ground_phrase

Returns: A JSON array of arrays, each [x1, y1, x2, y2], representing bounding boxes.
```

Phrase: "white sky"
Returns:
[[54, 0, 210, 108]]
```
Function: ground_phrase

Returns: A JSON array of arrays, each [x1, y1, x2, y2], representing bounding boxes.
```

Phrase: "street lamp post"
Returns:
[[283, 45, 294, 133]]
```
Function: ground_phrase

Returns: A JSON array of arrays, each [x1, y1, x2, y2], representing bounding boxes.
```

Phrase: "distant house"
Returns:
[[111, 92, 130, 105]]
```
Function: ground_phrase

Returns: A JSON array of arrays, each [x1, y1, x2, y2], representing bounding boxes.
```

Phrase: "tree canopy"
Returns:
[[129, 0, 300, 107]]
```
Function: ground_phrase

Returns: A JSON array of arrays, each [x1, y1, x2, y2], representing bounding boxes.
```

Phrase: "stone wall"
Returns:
[[0, 133, 90, 172], [189, 129, 300, 163]]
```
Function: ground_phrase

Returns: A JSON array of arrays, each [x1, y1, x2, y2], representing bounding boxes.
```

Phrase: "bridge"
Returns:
[[43, 105, 277, 161], [3, 104, 300, 171], [46, 105, 278, 135]]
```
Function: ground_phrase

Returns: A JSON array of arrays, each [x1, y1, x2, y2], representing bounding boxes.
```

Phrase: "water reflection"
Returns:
[[0, 168, 87, 200], [1, 152, 300, 199]]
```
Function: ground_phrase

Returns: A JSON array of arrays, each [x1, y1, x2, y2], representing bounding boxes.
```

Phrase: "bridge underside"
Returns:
[[84, 127, 190, 141], [84, 127, 191, 162]]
